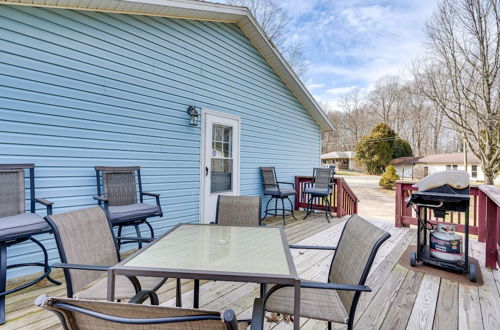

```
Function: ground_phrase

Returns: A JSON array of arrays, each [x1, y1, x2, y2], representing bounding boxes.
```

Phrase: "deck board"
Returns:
[[3, 215, 498, 329]]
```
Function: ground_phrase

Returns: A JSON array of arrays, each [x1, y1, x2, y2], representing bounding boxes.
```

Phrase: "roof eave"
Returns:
[[0, 0, 333, 131]]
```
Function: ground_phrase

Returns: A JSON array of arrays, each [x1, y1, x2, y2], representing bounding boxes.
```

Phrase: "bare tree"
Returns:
[[368, 75, 403, 126], [225, 0, 308, 78], [413, 0, 500, 184]]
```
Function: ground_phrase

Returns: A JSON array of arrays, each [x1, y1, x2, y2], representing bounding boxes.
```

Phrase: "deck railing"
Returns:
[[395, 181, 500, 269], [478, 186, 500, 269], [294, 176, 359, 217]]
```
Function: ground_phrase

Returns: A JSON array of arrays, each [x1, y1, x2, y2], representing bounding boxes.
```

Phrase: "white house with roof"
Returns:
[[390, 152, 499, 183], [321, 151, 358, 170]]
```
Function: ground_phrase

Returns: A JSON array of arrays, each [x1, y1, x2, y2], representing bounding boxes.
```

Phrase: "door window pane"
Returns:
[[211, 125, 233, 193]]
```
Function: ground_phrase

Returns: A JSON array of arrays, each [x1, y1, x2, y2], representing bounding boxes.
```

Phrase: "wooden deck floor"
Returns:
[[4, 213, 500, 329]]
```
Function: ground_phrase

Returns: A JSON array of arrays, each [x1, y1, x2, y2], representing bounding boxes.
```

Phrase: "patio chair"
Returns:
[[0, 163, 61, 325], [260, 167, 296, 226], [214, 195, 262, 226], [254, 215, 390, 330], [36, 294, 263, 329], [44, 206, 175, 304], [93, 166, 162, 249], [303, 167, 335, 222]]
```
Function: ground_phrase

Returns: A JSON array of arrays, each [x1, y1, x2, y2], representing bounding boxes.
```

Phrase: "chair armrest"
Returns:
[[141, 192, 161, 207], [116, 236, 154, 243], [35, 198, 54, 206], [36, 198, 54, 215], [142, 192, 160, 197], [52, 263, 110, 271], [300, 281, 371, 292], [277, 181, 295, 188], [128, 290, 159, 305], [93, 195, 108, 202], [249, 298, 264, 330], [288, 244, 336, 251]]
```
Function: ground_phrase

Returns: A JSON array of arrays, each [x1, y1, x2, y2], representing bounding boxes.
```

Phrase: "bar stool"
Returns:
[[260, 167, 297, 226], [303, 167, 335, 223], [0, 164, 61, 325]]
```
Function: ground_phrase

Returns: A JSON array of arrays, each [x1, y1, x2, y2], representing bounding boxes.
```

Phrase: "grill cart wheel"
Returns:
[[468, 263, 477, 282], [410, 251, 417, 267]]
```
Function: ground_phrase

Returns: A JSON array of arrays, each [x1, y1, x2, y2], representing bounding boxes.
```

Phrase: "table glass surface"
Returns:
[[123, 224, 291, 276]]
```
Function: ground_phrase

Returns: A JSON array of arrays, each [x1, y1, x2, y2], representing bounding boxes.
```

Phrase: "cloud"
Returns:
[[326, 86, 358, 95], [306, 82, 325, 90]]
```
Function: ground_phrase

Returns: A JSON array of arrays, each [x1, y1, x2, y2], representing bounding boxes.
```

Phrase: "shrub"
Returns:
[[379, 165, 400, 189]]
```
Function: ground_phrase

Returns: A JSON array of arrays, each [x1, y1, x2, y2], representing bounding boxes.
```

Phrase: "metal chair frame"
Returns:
[[214, 195, 263, 226], [36, 293, 264, 330], [303, 167, 336, 223], [260, 167, 297, 226], [256, 215, 391, 329], [0, 164, 61, 325], [44, 209, 168, 301], [93, 166, 163, 249]]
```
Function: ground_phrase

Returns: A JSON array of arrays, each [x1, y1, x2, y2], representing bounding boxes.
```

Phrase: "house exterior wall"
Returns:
[[0, 5, 321, 279]]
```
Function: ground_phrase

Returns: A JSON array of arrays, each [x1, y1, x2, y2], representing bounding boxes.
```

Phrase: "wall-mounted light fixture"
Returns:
[[187, 106, 200, 126]]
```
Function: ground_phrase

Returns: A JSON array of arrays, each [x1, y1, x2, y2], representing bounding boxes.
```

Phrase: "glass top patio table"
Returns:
[[123, 224, 293, 275], [108, 224, 300, 329], [110, 224, 297, 281]]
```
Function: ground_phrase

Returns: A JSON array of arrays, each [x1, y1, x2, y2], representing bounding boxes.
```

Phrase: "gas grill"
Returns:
[[407, 170, 476, 282]]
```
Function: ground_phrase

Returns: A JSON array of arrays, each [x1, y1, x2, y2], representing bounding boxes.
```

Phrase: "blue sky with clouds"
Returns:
[[277, 0, 439, 109]]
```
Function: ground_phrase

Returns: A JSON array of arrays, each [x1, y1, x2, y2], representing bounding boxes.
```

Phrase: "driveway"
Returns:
[[339, 175, 396, 222]]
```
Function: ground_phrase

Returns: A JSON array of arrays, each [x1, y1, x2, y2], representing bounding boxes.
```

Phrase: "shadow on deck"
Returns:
[[3, 213, 499, 329]]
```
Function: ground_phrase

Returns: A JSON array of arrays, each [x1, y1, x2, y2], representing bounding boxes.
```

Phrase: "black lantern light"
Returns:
[[187, 106, 200, 126]]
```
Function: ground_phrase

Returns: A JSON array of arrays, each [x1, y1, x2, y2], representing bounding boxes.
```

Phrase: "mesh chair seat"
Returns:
[[0, 213, 50, 240], [215, 196, 261, 226], [76, 275, 166, 301], [303, 187, 330, 196], [263, 188, 296, 197], [108, 203, 161, 223], [266, 286, 348, 323], [37, 296, 250, 330]]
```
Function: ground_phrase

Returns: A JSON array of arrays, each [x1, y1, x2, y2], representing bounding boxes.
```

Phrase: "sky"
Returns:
[[277, 0, 439, 110]]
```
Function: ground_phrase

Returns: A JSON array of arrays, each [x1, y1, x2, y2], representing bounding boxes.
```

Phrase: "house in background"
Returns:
[[321, 151, 358, 170], [391, 152, 499, 183], [0, 0, 332, 279]]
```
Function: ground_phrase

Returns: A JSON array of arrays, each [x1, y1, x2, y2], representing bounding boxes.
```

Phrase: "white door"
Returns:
[[201, 110, 240, 223]]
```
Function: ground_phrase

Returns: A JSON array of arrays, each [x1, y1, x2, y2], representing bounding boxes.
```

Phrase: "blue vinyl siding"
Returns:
[[0, 4, 321, 279]]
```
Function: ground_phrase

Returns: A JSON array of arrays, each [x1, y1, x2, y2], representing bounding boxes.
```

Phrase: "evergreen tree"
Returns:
[[355, 123, 413, 175]]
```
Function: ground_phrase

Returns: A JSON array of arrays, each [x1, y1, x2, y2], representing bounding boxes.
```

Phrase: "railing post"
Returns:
[[485, 196, 498, 269], [395, 182, 402, 227], [337, 178, 344, 218], [294, 176, 300, 211], [478, 190, 487, 242]]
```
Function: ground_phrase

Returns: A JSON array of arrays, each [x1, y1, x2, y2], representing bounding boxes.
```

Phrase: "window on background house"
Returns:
[[453, 165, 458, 170], [446, 165, 451, 170], [424, 167, 429, 177], [471, 165, 478, 179]]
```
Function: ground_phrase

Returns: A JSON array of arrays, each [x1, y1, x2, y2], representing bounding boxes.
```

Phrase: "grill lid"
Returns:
[[413, 170, 469, 192], [408, 170, 470, 216]]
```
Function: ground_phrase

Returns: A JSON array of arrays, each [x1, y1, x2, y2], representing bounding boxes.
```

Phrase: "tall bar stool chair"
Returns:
[[260, 167, 297, 226], [0, 163, 61, 325], [303, 167, 335, 222], [93, 166, 163, 249]]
